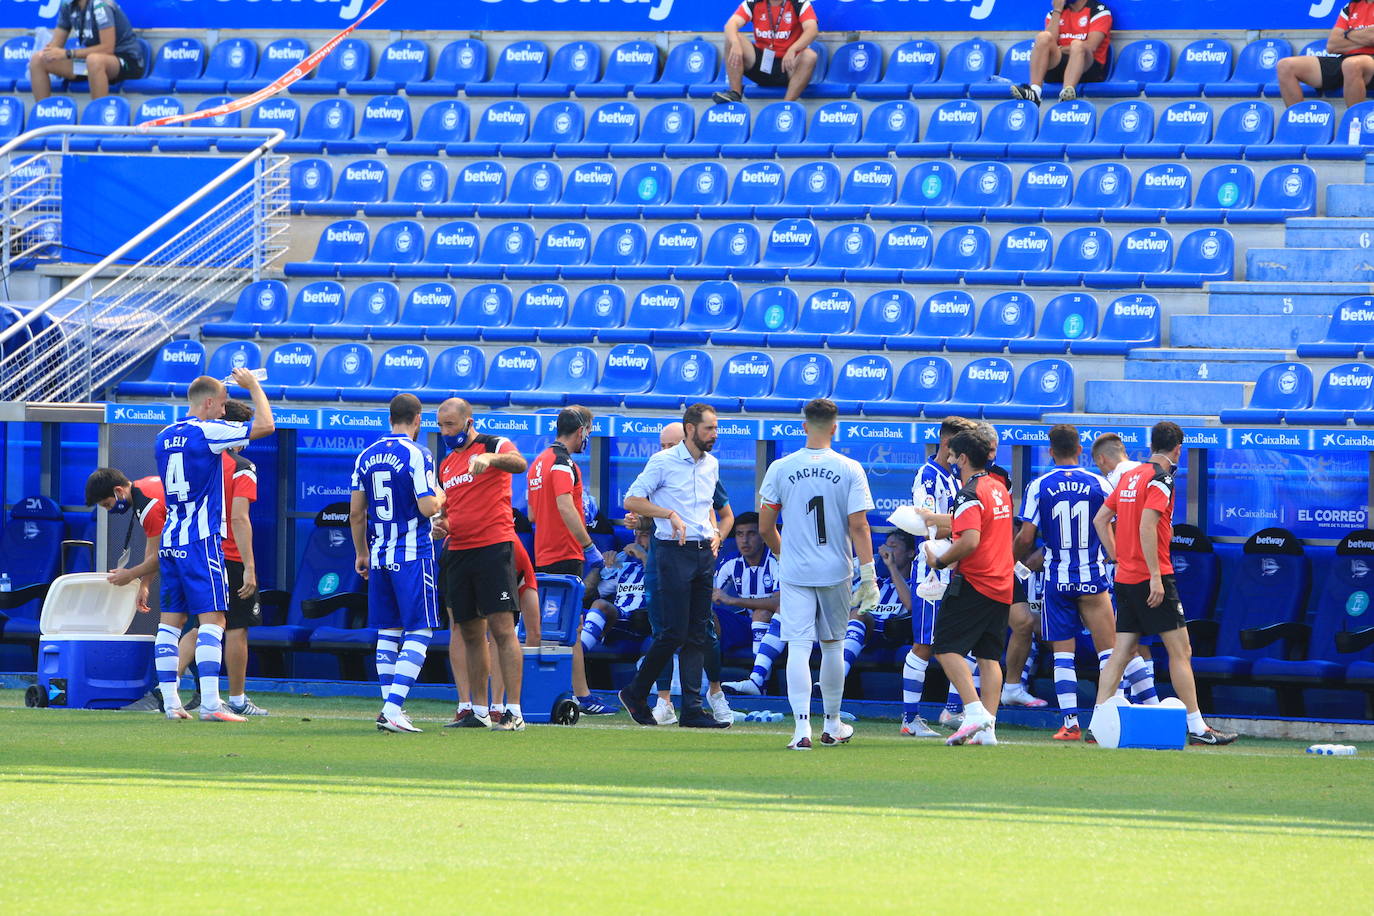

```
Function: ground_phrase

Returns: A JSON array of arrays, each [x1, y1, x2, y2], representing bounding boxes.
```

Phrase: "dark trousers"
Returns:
[[630, 540, 714, 715]]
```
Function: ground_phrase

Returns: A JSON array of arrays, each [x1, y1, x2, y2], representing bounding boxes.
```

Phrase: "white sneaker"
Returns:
[[938, 708, 964, 729], [377, 712, 422, 733], [1000, 684, 1048, 708], [946, 716, 993, 746], [820, 722, 854, 746], [787, 733, 813, 750], [967, 723, 998, 746], [164, 706, 191, 720], [652, 700, 678, 726], [900, 714, 939, 737], [707, 690, 733, 724], [722, 678, 762, 696]]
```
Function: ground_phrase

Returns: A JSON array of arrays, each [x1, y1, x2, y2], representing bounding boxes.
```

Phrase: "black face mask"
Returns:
[[110, 498, 130, 514]]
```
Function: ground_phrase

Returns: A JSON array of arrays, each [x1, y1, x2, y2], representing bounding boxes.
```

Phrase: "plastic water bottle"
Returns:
[[0, 572, 10, 593], [1348, 117, 1362, 147], [1306, 744, 1357, 756]]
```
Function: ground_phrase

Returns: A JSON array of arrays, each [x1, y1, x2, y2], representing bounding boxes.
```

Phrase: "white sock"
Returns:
[[506, 704, 522, 718], [229, 694, 246, 707], [786, 640, 813, 735], [459, 701, 472, 711], [819, 640, 845, 723], [1030, 83, 1043, 97], [474, 704, 489, 719], [964, 700, 988, 722], [1187, 710, 1207, 735]]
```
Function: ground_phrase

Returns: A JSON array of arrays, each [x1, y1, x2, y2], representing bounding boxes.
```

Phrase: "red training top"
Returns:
[[527, 442, 583, 567], [1337, 2, 1374, 57], [440, 434, 519, 552], [513, 538, 537, 597], [1048, 1, 1112, 67], [132, 475, 166, 540], [221, 451, 257, 564], [735, 0, 816, 55], [951, 471, 1015, 604], [1105, 461, 1175, 585]]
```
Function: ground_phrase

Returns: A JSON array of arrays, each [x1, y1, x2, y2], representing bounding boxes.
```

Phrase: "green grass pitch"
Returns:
[[3, 692, 1372, 914]]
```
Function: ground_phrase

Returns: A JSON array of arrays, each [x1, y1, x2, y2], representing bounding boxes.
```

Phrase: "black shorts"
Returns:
[[1319, 53, 1374, 92], [224, 559, 262, 631], [1115, 576, 1187, 637], [443, 542, 519, 624], [930, 577, 1009, 661], [536, 559, 582, 576], [1013, 576, 1028, 606], [877, 614, 914, 646], [116, 52, 145, 81], [744, 48, 793, 88], [1045, 56, 1107, 84]]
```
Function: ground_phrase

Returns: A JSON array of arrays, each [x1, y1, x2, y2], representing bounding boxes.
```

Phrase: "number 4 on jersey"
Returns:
[[164, 452, 191, 501]]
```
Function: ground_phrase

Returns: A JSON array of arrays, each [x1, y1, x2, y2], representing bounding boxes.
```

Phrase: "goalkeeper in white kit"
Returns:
[[758, 399, 878, 750]]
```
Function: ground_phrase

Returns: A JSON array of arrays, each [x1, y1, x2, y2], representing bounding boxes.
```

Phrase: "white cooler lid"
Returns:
[[40, 573, 141, 636]]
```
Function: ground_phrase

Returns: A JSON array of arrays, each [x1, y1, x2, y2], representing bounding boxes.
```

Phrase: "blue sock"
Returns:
[[1123, 655, 1159, 704], [580, 608, 608, 652], [195, 623, 224, 712], [750, 620, 768, 656], [751, 618, 784, 689], [155, 624, 181, 708], [383, 629, 432, 719], [902, 651, 928, 721], [842, 619, 866, 678], [376, 629, 401, 701], [1054, 651, 1078, 724]]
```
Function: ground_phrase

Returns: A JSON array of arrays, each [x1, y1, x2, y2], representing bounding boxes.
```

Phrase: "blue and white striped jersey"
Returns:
[[714, 551, 779, 599], [1022, 465, 1112, 587], [911, 456, 960, 584], [351, 434, 437, 565], [155, 417, 251, 547], [870, 577, 908, 619], [598, 557, 648, 613]]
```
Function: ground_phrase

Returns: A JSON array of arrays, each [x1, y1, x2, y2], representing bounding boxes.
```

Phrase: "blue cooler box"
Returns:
[[36, 574, 154, 709], [522, 646, 573, 724]]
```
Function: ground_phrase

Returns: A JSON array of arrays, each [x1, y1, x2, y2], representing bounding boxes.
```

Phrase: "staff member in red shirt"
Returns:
[[436, 397, 529, 731], [922, 429, 1014, 747], [1092, 422, 1237, 746], [714, 0, 819, 104], [88, 466, 166, 613], [1013, 0, 1112, 106], [1278, 1, 1374, 108]]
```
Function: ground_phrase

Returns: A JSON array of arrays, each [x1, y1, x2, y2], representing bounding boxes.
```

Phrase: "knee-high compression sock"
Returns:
[[156, 624, 182, 709], [902, 651, 928, 721], [196, 624, 225, 712], [383, 629, 433, 719], [841, 619, 867, 678], [1123, 655, 1159, 704], [1054, 651, 1078, 725], [750, 620, 768, 656], [579, 609, 608, 653], [750, 618, 784, 690], [376, 629, 402, 701], [786, 640, 813, 737], [819, 641, 845, 731]]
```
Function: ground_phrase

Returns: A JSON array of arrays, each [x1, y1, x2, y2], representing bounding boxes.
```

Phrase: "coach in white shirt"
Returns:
[[620, 404, 730, 728], [1090, 432, 1141, 490]]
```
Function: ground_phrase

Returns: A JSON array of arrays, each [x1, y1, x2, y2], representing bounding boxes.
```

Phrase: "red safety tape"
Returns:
[[139, 0, 391, 130]]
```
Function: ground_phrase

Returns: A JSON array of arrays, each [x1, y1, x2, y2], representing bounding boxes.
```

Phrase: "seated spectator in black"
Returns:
[[713, 0, 819, 104], [29, 0, 145, 102], [1277, 1, 1374, 108], [1012, 0, 1112, 106]]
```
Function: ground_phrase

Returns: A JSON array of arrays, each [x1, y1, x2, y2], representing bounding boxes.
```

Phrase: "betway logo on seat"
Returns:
[[969, 366, 1010, 381], [365, 105, 405, 122], [326, 228, 365, 244], [258, 106, 296, 120], [163, 349, 201, 363], [852, 170, 892, 185], [1340, 306, 1374, 322], [1026, 171, 1068, 187], [740, 170, 779, 185], [488, 110, 527, 124], [597, 111, 636, 126], [818, 110, 859, 125], [143, 104, 181, 119], [1126, 236, 1169, 252], [1331, 372, 1374, 388], [384, 353, 425, 369], [640, 294, 681, 309], [435, 231, 475, 248], [1184, 49, 1227, 63], [497, 354, 537, 370], [1114, 302, 1156, 317], [3, 45, 31, 61], [274, 351, 314, 367], [413, 291, 454, 306], [706, 109, 746, 125], [1254, 535, 1286, 547], [574, 170, 613, 184], [268, 46, 307, 61], [527, 292, 566, 307], [658, 234, 697, 248], [345, 167, 385, 183], [1005, 236, 1048, 251], [729, 361, 769, 375], [1165, 109, 1208, 124], [771, 229, 813, 245], [887, 233, 928, 247], [506, 49, 546, 63], [546, 234, 586, 249], [465, 169, 503, 183], [303, 288, 343, 304], [1288, 110, 1331, 125], [844, 364, 888, 379], [386, 47, 426, 62], [1144, 172, 1188, 188], [812, 297, 850, 311], [616, 49, 655, 65], [608, 353, 650, 369], [1049, 109, 1091, 124], [937, 109, 977, 123], [928, 299, 968, 314], [896, 50, 937, 64], [163, 47, 202, 61]]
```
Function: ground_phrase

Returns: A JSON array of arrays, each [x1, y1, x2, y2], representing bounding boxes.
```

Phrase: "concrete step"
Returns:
[[1124, 349, 1288, 382], [1286, 218, 1374, 249], [1084, 378, 1249, 416], [1246, 247, 1374, 282], [1327, 183, 1374, 217], [1170, 314, 1329, 349], [1207, 281, 1374, 316]]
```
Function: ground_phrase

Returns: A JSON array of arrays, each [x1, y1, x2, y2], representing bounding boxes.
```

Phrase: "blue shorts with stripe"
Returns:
[[913, 597, 940, 646], [1041, 575, 1112, 642], [368, 557, 441, 631], [159, 538, 229, 617]]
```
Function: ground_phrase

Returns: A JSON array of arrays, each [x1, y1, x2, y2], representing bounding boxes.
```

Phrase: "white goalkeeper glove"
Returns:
[[855, 561, 879, 615]]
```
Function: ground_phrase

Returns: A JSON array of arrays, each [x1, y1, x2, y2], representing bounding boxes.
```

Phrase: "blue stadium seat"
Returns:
[[580, 40, 659, 97], [118, 340, 207, 397], [983, 359, 1074, 419], [482, 283, 568, 342], [722, 101, 805, 158], [468, 40, 549, 97], [312, 281, 400, 340], [623, 350, 713, 410], [1218, 362, 1314, 424], [559, 162, 618, 214], [786, 287, 858, 346], [1297, 299, 1374, 358], [375, 282, 459, 341], [509, 346, 599, 407], [23, 98, 76, 149], [676, 222, 759, 281], [615, 101, 694, 157], [340, 220, 424, 278], [388, 100, 469, 157], [946, 291, 1036, 351], [1153, 227, 1233, 287], [225, 37, 306, 94], [447, 101, 531, 158], [744, 353, 834, 413], [912, 38, 997, 98], [623, 222, 703, 279], [285, 220, 369, 278], [1114, 163, 1192, 222], [275, 281, 345, 337], [1165, 525, 1220, 625], [366, 160, 448, 217], [329, 96, 412, 155], [563, 222, 647, 280], [470, 346, 539, 406], [1087, 227, 1173, 287], [892, 161, 957, 220], [925, 162, 1012, 222], [883, 356, 954, 416], [829, 354, 894, 414], [901, 99, 981, 158], [811, 41, 882, 96], [581, 343, 656, 406], [1123, 100, 1211, 158], [831, 289, 916, 350], [791, 224, 874, 283], [954, 99, 1038, 159], [1010, 292, 1099, 353], [758, 161, 840, 219], [734, 218, 820, 282], [917, 225, 989, 283], [501, 222, 590, 280], [964, 227, 1053, 286], [664, 102, 749, 158], [483, 161, 563, 219], [925, 356, 1015, 418], [1145, 39, 1232, 96], [712, 287, 798, 347], [639, 38, 718, 98], [857, 40, 939, 99], [0, 36, 35, 93], [833, 101, 919, 157], [555, 101, 636, 158], [1247, 101, 1335, 159], [837, 160, 899, 211], [411, 39, 488, 96], [718, 161, 785, 218], [248, 511, 365, 651], [1008, 100, 1096, 159], [341, 344, 429, 403], [1092, 39, 1171, 96], [665, 163, 728, 217], [1072, 293, 1162, 355], [260, 343, 319, 397], [0, 495, 64, 636], [447, 160, 507, 215], [1207, 38, 1290, 97], [123, 37, 206, 94], [702, 351, 774, 412], [204, 342, 263, 391], [417, 345, 486, 402], [1234, 164, 1317, 222], [101, 97, 180, 150], [396, 220, 480, 278], [278, 99, 354, 155], [848, 224, 934, 284], [439, 283, 513, 340], [1028, 226, 1113, 286], [1189, 100, 1274, 160], [1067, 99, 1153, 158], [595, 161, 671, 218], [1313, 101, 1374, 160], [1174, 163, 1254, 223], [347, 39, 429, 95], [291, 37, 369, 94], [302, 158, 386, 216], [601, 283, 686, 343], [176, 37, 256, 93], [66, 97, 130, 152], [970, 40, 1034, 99], [0, 97, 24, 142], [152, 96, 238, 152], [203, 280, 289, 338], [521, 40, 600, 97], [680, 281, 744, 336], [1002, 162, 1074, 222], [281, 343, 369, 401], [214, 98, 300, 153], [540, 284, 626, 344], [778, 101, 863, 157], [904, 289, 977, 350], [448, 221, 536, 280]]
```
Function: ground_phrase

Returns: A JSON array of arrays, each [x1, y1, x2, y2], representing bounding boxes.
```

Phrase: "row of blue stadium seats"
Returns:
[[0, 34, 1340, 102], [120, 338, 1074, 419], [203, 279, 1160, 355], [1224, 359, 1374, 426], [286, 217, 1235, 289], [289, 156, 1316, 226], [16, 92, 1366, 162]]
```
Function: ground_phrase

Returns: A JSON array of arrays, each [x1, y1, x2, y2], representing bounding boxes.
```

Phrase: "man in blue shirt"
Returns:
[[30, 0, 145, 101]]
